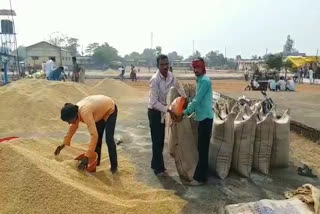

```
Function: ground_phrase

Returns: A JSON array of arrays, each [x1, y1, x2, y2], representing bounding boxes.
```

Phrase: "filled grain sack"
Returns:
[[231, 103, 240, 114], [220, 103, 229, 119], [226, 198, 314, 214], [232, 111, 257, 177], [209, 112, 236, 179], [253, 113, 274, 174], [168, 114, 198, 181], [167, 86, 198, 181], [271, 109, 290, 168]]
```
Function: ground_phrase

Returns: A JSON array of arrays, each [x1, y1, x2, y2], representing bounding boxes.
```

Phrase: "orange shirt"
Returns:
[[63, 95, 115, 158]]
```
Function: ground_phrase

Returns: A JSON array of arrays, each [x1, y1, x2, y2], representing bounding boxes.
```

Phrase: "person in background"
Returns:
[[276, 76, 286, 91], [182, 57, 213, 186], [244, 67, 249, 81], [148, 54, 186, 176], [45, 57, 57, 79], [130, 65, 137, 82], [286, 77, 295, 91], [169, 66, 173, 73], [299, 67, 304, 84], [54, 95, 118, 174], [41, 61, 46, 73], [48, 66, 65, 81], [304, 64, 309, 78], [72, 57, 81, 82], [268, 78, 277, 91], [79, 67, 86, 84], [309, 66, 314, 84]]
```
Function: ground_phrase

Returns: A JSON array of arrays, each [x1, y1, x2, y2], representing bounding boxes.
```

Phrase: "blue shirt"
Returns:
[[184, 74, 214, 121], [269, 79, 276, 90]]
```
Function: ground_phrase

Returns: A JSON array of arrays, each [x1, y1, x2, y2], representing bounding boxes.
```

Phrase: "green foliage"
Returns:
[[85, 43, 99, 56], [168, 51, 183, 63], [205, 51, 226, 67], [92, 43, 119, 66], [47, 32, 80, 56], [265, 53, 283, 70], [141, 48, 157, 66], [155, 46, 162, 56], [283, 35, 299, 56]]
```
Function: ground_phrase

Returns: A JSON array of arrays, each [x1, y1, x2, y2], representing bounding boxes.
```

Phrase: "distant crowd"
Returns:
[[43, 57, 84, 83]]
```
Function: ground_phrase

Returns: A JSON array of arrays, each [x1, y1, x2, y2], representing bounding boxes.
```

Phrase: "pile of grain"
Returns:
[[0, 138, 185, 214], [0, 79, 90, 134], [90, 78, 144, 99]]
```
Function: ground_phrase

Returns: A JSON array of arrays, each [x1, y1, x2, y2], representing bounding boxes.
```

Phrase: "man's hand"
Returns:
[[78, 157, 89, 171], [54, 144, 65, 156]]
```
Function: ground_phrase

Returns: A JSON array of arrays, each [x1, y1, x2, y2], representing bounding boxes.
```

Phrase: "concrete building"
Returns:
[[237, 59, 266, 72], [76, 56, 94, 68], [25, 41, 73, 68]]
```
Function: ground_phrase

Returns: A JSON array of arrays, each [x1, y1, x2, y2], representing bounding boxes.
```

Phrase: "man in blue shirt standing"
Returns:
[[183, 57, 214, 186]]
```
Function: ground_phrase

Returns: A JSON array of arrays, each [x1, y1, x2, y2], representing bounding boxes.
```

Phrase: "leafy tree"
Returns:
[[65, 37, 80, 56], [85, 43, 99, 56], [283, 35, 299, 56], [205, 51, 226, 67], [168, 51, 183, 63], [141, 48, 156, 66], [92, 42, 119, 66], [251, 55, 258, 60], [236, 55, 242, 61], [185, 50, 201, 62], [265, 53, 283, 70], [47, 32, 80, 56], [155, 46, 162, 56]]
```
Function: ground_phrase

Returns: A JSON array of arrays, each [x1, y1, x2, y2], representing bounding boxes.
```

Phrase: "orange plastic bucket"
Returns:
[[170, 97, 187, 116], [75, 152, 98, 172]]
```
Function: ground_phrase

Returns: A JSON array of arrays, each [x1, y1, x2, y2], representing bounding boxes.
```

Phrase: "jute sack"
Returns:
[[232, 111, 257, 177], [167, 86, 198, 181], [271, 109, 290, 168], [168, 115, 198, 181], [253, 113, 274, 174], [209, 112, 236, 179], [226, 198, 314, 214]]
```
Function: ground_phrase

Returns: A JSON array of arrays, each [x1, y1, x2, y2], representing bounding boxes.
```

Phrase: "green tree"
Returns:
[[141, 48, 156, 66], [185, 50, 201, 62], [168, 51, 183, 63], [47, 32, 80, 56], [205, 51, 226, 67], [155, 46, 162, 56], [265, 53, 283, 70], [251, 55, 258, 60], [85, 43, 99, 56], [92, 42, 119, 66], [283, 35, 299, 56], [236, 55, 242, 61], [66, 37, 80, 56]]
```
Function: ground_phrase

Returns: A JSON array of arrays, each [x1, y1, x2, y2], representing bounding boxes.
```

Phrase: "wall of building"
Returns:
[[26, 42, 73, 68]]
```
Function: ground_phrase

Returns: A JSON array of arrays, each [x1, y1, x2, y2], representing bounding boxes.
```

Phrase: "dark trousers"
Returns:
[[95, 105, 118, 170], [148, 108, 165, 173], [194, 118, 213, 182]]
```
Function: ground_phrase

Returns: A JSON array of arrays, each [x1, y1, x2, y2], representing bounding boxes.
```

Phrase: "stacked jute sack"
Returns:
[[209, 96, 290, 179]]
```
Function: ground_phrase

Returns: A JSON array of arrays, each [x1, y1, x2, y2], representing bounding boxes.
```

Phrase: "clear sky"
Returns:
[[1, 0, 319, 58]]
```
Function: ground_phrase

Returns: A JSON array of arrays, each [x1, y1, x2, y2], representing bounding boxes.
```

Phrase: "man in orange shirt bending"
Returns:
[[54, 95, 118, 174]]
